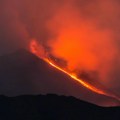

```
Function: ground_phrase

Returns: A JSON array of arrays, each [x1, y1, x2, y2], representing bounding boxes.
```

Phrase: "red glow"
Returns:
[[44, 58, 105, 95], [29, 40, 120, 101]]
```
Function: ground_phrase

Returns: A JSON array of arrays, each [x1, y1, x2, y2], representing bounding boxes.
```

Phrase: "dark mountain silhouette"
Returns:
[[0, 49, 120, 106], [0, 94, 120, 120]]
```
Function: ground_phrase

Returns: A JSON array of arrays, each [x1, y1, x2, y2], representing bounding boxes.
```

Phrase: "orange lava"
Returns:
[[29, 40, 120, 101], [44, 58, 105, 95]]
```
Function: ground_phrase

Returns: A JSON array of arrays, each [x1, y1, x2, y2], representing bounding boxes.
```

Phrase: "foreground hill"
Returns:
[[0, 94, 120, 120], [0, 49, 119, 106]]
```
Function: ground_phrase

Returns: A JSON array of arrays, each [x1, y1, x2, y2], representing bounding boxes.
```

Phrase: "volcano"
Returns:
[[0, 49, 119, 106]]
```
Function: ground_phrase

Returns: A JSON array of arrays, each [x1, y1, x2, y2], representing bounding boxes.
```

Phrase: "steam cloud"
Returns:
[[1, 0, 120, 94]]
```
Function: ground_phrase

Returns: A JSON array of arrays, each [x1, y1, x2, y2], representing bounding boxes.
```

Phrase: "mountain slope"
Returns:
[[0, 95, 120, 120], [0, 49, 119, 106]]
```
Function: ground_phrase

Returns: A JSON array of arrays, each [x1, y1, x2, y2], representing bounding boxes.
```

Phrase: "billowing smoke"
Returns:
[[46, 0, 120, 94], [1, 0, 120, 94]]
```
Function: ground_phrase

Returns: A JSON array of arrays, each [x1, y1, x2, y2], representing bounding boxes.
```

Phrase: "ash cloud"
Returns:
[[46, 0, 120, 94], [0, 0, 120, 94]]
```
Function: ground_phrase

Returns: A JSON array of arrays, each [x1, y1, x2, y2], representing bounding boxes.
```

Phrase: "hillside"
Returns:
[[0, 49, 119, 106], [0, 94, 120, 120]]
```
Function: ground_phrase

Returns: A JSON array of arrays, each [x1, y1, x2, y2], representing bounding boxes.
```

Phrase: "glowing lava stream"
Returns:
[[44, 58, 120, 100], [44, 58, 105, 95], [29, 40, 120, 101]]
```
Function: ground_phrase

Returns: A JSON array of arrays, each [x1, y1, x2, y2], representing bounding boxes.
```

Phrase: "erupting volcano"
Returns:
[[29, 40, 120, 101]]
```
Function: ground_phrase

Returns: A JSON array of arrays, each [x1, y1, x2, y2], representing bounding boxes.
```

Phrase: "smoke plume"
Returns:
[[1, 0, 120, 94], [46, 0, 120, 94]]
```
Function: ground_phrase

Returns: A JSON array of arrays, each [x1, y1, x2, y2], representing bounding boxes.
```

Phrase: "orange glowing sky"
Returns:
[[1, 0, 120, 93]]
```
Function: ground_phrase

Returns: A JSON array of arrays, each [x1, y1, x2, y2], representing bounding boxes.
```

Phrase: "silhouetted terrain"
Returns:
[[0, 94, 120, 120], [0, 49, 120, 106]]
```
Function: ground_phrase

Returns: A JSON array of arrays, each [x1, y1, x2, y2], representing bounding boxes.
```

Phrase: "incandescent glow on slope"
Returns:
[[29, 40, 120, 101], [44, 58, 105, 95]]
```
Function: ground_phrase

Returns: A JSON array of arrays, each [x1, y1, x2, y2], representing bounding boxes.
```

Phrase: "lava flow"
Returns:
[[29, 40, 120, 101]]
